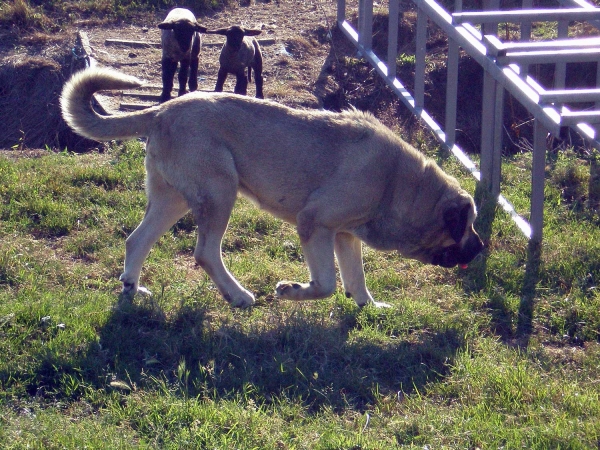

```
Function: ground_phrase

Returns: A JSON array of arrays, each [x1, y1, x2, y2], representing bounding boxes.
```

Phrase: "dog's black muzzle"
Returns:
[[431, 233, 484, 268]]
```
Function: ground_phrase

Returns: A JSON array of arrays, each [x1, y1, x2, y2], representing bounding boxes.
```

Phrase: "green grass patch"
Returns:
[[1, 135, 599, 447], [0, 0, 237, 30]]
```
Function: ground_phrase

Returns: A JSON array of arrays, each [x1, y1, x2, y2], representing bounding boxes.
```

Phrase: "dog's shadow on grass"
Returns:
[[82, 296, 465, 412]]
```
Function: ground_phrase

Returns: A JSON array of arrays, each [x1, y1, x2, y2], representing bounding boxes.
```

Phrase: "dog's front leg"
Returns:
[[334, 232, 390, 308], [276, 224, 337, 301]]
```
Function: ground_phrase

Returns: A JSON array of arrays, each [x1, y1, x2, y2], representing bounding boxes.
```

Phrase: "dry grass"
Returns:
[[0, 0, 55, 31]]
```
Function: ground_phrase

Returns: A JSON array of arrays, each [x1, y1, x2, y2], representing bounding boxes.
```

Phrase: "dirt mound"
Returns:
[[0, 50, 98, 152]]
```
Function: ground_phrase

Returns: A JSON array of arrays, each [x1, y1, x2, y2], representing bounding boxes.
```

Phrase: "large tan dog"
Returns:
[[61, 68, 483, 308]]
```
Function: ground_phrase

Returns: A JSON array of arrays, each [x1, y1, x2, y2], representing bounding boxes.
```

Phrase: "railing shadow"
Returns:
[[516, 239, 541, 346], [466, 183, 540, 347]]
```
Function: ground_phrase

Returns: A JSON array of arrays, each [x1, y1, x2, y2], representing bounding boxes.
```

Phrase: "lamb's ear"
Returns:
[[243, 28, 262, 36], [444, 203, 471, 244], [205, 28, 228, 35], [158, 21, 174, 30], [195, 23, 208, 33]]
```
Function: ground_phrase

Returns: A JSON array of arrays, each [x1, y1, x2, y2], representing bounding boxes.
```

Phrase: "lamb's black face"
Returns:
[[173, 21, 199, 53], [225, 26, 246, 51]]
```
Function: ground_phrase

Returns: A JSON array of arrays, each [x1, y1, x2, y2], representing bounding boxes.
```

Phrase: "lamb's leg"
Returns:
[[189, 37, 200, 92], [177, 58, 190, 96], [160, 58, 178, 102], [254, 71, 264, 99], [252, 58, 264, 99], [252, 43, 264, 99], [234, 72, 248, 96], [189, 59, 199, 92], [214, 68, 228, 92]]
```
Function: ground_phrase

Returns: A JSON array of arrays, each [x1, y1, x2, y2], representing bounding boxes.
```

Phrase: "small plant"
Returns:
[[396, 52, 416, 66], [550, 150, 589, 207], [344, 55, 363, 69]]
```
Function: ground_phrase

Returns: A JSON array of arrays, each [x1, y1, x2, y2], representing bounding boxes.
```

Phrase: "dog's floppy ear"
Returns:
[[444, 203, 471, 244]]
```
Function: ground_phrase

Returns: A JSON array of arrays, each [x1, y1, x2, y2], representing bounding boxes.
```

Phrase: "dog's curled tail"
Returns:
[[61, 67, 152, 142]]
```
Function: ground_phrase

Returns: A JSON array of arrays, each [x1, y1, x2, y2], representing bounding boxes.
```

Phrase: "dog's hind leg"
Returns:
[[334, 232, 390, 308], [120, 171, 190, 298], [190, 181, 255, 308]]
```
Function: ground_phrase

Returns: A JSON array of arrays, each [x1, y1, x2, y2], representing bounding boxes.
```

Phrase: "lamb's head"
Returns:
[[207, 25, 262, 51], [158, 17, 207, 53]]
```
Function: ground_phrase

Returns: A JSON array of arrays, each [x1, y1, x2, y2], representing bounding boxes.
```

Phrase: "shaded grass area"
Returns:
[[0, 141, 599, 448]]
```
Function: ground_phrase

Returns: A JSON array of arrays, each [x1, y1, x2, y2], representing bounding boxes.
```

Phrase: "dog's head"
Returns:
[[402, 193, 483, 269], [357, 189, 484, 269], [429, 202, 484, 268]]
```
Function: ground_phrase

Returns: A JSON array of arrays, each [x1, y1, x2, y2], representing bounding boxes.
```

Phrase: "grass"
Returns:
[[0, 137, 599, 448], [0, 0, 234, 29], [0, 0, 599, 447]]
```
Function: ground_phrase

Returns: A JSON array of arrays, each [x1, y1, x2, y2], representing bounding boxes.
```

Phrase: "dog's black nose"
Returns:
[[459, 233, 484, 265], [432, 233, 484, 268]]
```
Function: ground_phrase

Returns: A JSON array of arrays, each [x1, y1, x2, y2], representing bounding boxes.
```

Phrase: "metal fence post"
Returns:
[[480, 72, 498, 194], [480, 0, 502, 199], [444, 0, 462, 147], [337, 0, 346, 24], [388, 0, 400, 81], [530, 119, 547, 242], [520, 0, 533, 77], [415, 7, 427, 109], [358, 0, 373, 51]]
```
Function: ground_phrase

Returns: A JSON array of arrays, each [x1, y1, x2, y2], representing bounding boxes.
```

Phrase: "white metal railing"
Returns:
[[336, 0, 600, 243]]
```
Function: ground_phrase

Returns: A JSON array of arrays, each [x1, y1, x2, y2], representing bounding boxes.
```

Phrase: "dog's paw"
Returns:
[[357, 300, 392, 309], [119, 274, 151, 298], [120, 280, 137, 297], [275, 280, 302, 299], [137, 286, 152, 296], [224, 290, 255, 308], [372, 300, 392, 308]]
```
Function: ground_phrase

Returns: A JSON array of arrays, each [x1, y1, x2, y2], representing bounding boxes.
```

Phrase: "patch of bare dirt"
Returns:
[[83, 0, 341, 110], [0, 0, 365, 151]]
